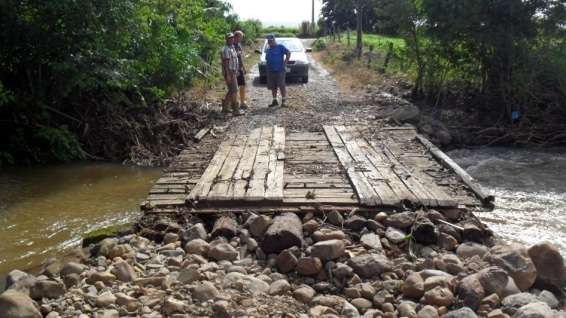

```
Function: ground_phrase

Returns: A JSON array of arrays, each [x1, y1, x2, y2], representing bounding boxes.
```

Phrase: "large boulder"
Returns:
[[0, 290, 42, 318], [527, 241, 566, 291], [477, 266, 509, 297], [207, 243, 238, 261], [484, 244, 537, 291]]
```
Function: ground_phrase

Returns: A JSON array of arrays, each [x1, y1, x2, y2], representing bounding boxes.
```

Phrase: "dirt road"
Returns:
[[221, 40, 394, 134]]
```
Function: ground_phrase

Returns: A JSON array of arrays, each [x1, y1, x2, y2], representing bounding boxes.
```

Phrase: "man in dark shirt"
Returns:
[[234, 31, 248, 109], [265, 35, 291, 107]]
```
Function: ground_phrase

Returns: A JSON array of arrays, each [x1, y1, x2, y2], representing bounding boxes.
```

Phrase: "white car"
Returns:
[[257, 37, 311, 84]]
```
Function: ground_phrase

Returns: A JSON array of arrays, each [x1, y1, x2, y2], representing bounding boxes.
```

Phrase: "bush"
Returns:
[[313, 38, 327, 51]]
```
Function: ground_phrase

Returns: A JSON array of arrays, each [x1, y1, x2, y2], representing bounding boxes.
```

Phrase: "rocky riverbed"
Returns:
[[1, 208, 565, 318]]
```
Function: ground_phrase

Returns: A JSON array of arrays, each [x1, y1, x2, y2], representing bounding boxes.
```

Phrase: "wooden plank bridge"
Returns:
[[142, 125, 492, 214]]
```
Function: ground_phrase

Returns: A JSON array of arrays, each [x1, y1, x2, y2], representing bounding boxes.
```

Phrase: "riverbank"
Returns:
[[313, 40, 566, 149], [2, 208, 566, 317]]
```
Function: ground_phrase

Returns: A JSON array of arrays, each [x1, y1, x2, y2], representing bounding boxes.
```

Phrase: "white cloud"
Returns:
[[226, 0, 323, 27]]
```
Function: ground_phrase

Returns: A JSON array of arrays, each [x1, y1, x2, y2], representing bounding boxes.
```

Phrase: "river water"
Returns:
[[448, 147, 566, 253], [0, 163, 161, 289]]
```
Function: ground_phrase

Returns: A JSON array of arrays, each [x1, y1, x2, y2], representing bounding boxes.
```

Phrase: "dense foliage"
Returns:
[[321, 0, 566, 123], [0, 0, 254, 166]]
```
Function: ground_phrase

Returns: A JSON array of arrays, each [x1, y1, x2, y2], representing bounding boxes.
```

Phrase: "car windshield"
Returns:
[[264, 39, 304, 52]]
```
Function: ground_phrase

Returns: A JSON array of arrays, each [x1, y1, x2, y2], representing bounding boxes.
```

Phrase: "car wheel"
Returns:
[[302, 76, 309, 83], [260, 76, 267, 84]]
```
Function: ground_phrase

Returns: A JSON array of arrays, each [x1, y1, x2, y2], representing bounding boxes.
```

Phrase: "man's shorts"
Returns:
[[237, 70, 246, 86], [226, 73, 238, 94], [267, 70, 286, 90]]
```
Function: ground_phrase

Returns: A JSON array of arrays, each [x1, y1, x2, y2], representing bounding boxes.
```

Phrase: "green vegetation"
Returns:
[[82, 224, 134, 247], [260, 26, 299, 38], [320, 0, 566, 129], [0, 0, 253, 166]]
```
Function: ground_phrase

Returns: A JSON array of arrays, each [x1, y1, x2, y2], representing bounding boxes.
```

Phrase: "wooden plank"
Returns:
[[416, 134, 493, 206], [361, 139, 420, 204], [207, 135, 249, 200], [246, 127, 273, 201], [193, 127, 211, 142], [377, 142, 440, 207], [265, 126, 285, 201], [283, 197, 359, 204], [231, 128, 262, 200], [336, 126, 398, 206], [187, 136, 236, 201], [323, 125, 379, 206]]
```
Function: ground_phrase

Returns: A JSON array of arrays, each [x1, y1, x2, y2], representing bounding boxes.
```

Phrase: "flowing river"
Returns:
[[0, 163, 161, 290], [449, 147, 566, 252]]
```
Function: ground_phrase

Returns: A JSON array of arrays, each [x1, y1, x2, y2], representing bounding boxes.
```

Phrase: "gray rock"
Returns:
[[296, 257, 323, 276], [342, 301, 360, 318], [30, 280, 65, 299], [163, 297, 187, 315], [513, 302, 553, 318], [327, 210, 344, 226], [385, 212, 416, 229], [59, 262, 87, 277], [390, 104, 420, 124], [502, 293, 539, 309], [398, 301, 418, 318], [184, 239, 210, 256], [313, 229, 346, 242], [402, 272, 424, 299], [276, 249, 298, 273], [0, 290, 42, 318], [311, 239, 345, 261], [261, 213, 303, 254], [417, 305, 439, 318], [528, 241, 566, 291], [458, 274, 485, 311], [439, 233, 458, 252], [385, 227, 406, 244], [457, 242, 489, 259], [248, 215, 272, 238], [537, 290, 559, 309], [183, 223, 208, 242], [95, 291, 117, 307], [484, 244, 537, 291], [344, 215, 367, 231], [163, 232, 180, 244], [5, 270, 29, 289], [268, 279, 291, 295], [178, 265, 202, 284], [293, 285, 316, 303], [223, 272, 270, 295], [208, 243, 238, 261], [347, 253, 392, 278], [192, 281, 219, 302], [441, 307, 477, 318], [361, 233, 383, 251], [477, 266, 509, 297], [351, 297, 372, 313], [212, 300, 230, 318], [93, 310, 119, 318], [112, 261, 137, 282], [334, 263, 354, 279], [87, 271, 116, 285], [98, 238, 119, 257], [423, 286, 454, 307]]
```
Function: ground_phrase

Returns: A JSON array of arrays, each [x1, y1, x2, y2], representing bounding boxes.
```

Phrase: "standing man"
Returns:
[[234, 30, 248, 109], [221, 32, 244, 116], [265, 35, 291, 107]]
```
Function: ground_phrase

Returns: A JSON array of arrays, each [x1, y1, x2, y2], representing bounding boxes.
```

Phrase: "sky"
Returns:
[[226, 0, 323, 27]]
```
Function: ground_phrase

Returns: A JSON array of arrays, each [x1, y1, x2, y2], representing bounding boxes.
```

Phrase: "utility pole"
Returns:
[[311, 0, 315, 35], [356, 0, 363, 59]]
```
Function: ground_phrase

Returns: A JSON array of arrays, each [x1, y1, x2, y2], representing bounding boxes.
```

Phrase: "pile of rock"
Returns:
[[1, 209, 565, 318]]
